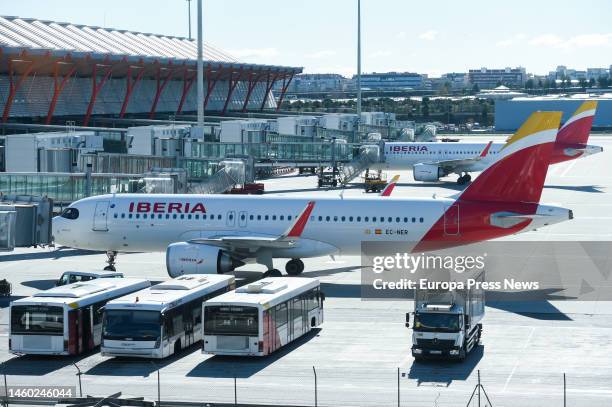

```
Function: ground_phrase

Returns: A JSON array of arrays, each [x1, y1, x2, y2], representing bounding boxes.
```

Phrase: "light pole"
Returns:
[[187, 0, 192, 40], [356, 0, 362, 117], [196, 0, 205, 127]]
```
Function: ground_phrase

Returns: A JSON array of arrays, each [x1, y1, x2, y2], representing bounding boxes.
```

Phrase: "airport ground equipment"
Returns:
[[407, 271, 485, 361], [339, 144, 381, 185], [203, 277, 324, 356], [9, 278, 150, 355], [0, 195, 53, 247], [317, 166, 340, 188], [56, 271, 124, 286], [0, 279, 11, 296], [363, 169, 387, 193], [191, 159, 249, 194], [227, 183, 265, 195], [101, 275, 234, 359], [0, 210, 16, 251]]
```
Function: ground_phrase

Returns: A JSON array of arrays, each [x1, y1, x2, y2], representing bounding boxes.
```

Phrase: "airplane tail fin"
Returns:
[[380, 175, 400, 197], [459, 111, 563, 204], [557, 100, 598, 145]]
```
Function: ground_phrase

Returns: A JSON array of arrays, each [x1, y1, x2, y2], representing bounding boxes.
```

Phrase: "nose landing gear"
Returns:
[[104, 251, 117, 271]]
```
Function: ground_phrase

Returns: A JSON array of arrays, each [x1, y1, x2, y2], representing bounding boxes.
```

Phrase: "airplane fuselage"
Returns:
[[53, 193, 569, 259]]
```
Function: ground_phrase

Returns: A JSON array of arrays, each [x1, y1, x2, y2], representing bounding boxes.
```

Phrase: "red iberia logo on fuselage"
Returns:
[[390, 145, 429, 153], [128, 201, 207, 214]]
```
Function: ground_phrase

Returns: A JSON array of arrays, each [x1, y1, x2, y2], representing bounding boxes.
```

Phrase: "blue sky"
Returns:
[[3, 0, 611, 77]]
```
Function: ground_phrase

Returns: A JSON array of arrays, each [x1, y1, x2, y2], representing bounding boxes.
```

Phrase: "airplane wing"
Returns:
[[188, 201, 316, 252], [380, 175, 400, 197], [425, 141, 493, 170]]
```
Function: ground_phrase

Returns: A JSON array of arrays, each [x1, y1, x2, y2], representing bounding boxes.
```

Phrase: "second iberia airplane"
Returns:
[[52, 112, 573, 278], [378, 100, 602, 184]]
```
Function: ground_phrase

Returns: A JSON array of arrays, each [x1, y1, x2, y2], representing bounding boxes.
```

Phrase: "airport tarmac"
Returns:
[[0, 135, 611, 406]]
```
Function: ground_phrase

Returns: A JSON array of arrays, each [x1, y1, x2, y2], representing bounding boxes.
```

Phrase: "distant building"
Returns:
[[476, 85, 527, 100], [282, 74, 349, 93], [587, 68, 610, 80], [440, 72, 469, 89], [355, 72, 425, 90], [468, 67, 526, 89]]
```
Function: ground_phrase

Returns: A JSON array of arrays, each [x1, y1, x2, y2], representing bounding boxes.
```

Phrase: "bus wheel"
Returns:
[[267, 269, 282, 277], [285, 259, 304, 276], [174, 340, 181, 355]]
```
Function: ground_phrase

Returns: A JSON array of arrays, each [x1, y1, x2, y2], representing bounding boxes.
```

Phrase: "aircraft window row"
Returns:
[[390, 150, 497, 155], [112, 212, 425, 224]]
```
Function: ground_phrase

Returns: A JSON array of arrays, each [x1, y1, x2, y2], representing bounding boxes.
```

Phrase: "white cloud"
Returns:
[[396, 31, 407, 40], [529, 34, 564, 47], [368, 50, 392, 58], [528, 33, 612, 50], [305, 50, 336, 59], [227, 47, 279, 58], [495, 39, 514, 48], [418, 30, 438, 41], [566, 33, 612, 47]]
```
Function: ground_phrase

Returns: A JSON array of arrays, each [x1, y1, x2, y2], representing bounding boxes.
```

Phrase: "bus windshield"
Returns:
[[11, 305, 64, 335], [103, 310, 161, 341], [204, 306, 258, 336], [414, 313, 461, 332]]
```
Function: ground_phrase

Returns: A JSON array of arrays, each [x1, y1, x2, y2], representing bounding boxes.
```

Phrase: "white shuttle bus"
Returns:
[[203, 277, 324, 356], [9, 278, 150, 355], [101, 275, 235, 358]]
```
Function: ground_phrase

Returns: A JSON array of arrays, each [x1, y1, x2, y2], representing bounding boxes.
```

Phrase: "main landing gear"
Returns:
[[457, 173, 472, 185], [285, 259, 305, 276], [262, 259, 305, 278], [104, 251, 117, 271]]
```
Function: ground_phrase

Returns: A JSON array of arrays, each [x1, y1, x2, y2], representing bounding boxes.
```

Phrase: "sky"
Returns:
[[2, 0, 611, 77]]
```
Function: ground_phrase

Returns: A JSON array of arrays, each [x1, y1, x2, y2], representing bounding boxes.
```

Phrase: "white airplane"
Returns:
[[377, 100, 602, 184], [53, 112, 572, 278]]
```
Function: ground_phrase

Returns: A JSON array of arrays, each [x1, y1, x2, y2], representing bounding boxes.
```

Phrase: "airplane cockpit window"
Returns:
[[60, 208, 79, 220]]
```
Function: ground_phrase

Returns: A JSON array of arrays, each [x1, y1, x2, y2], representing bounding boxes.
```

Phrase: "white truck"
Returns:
[[406, 271, 485, 361]]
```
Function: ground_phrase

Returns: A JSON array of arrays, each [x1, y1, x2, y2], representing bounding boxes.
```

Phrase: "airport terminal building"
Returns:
[[0, 16, 301, 124], [495, 95, 612, 131]]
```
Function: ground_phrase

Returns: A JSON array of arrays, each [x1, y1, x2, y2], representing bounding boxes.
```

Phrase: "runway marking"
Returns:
[[502, 326, 535, 393]]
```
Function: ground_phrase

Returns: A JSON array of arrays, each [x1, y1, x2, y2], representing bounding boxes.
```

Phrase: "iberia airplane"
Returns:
[[52, 112, 572, 277], [378, 100, 602, 184]]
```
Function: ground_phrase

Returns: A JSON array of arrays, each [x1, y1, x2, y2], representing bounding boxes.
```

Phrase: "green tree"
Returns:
[[421, 97, 430, 118], [471, 83, 480, 94], [597, 76, 609, 88], [525, 79, 534, 89], [589, 78, 596, 88], [481, 102, 489, 126], [579, 78, 587, 89]]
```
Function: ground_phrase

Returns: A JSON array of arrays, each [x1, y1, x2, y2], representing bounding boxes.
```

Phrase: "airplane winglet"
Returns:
[[479, 141, 493, 158], [283, 201, 316, 238], [380, 175, 400, 197]]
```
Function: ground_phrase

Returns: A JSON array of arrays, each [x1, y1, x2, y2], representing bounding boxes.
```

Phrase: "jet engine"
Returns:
[[413, 163, 445, 182], [166, 242, 244, 277]]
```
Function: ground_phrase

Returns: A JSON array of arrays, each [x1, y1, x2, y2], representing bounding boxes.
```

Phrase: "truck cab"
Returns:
[[407, 275, 484, 362]]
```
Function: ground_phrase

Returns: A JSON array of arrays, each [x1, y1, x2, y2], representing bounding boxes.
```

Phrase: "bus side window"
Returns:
[[163, 314, 173, 337], [192, 303, 201, 325], [92, 302, 104, 325], [275, 303, 287, 326], [173, 313, 183, 334]]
